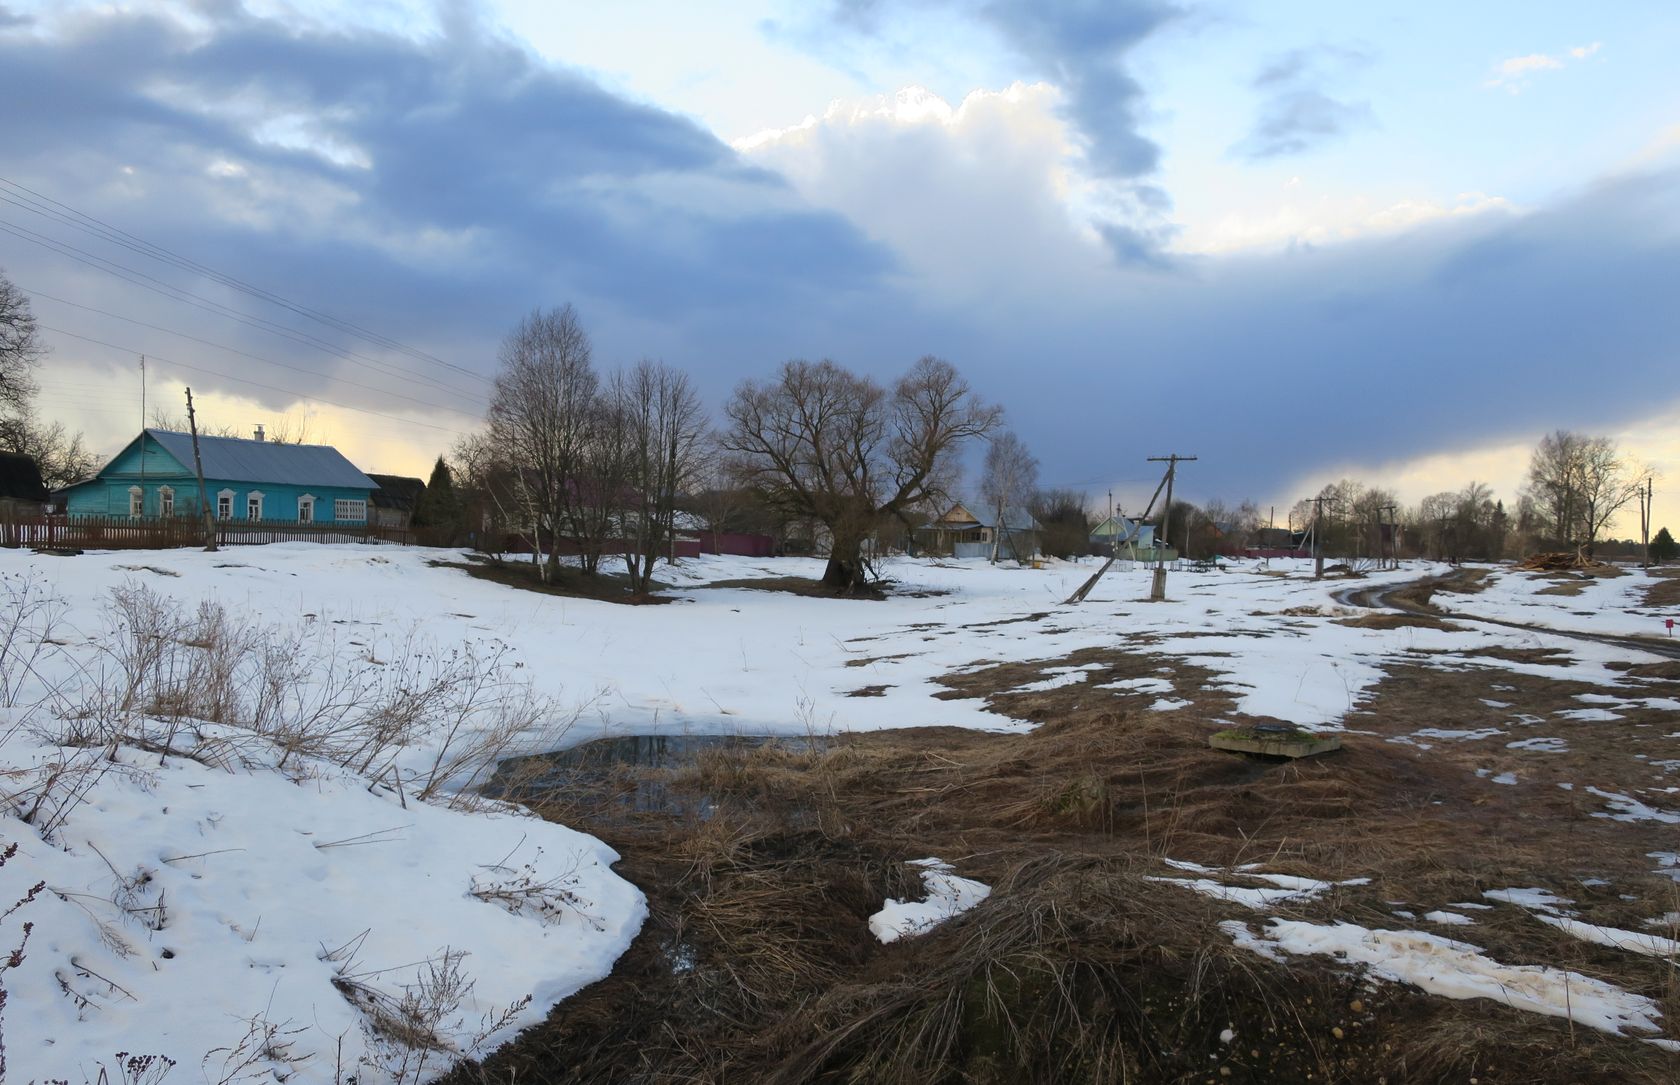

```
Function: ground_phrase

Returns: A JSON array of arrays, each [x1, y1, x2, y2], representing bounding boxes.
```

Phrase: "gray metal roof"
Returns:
[[145, 429, 376, 490]]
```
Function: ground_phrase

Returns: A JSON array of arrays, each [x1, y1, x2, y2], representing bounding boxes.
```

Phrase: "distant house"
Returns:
[[61, 429, 377, 525], [921, 502, 1042, 561], [1088, 514, 1155, 553], [367, 474, 427, 530], [0, 452, 49, 517]]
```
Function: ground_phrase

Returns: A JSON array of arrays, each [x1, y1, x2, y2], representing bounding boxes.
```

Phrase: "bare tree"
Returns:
[[724, 356, 999, 592], [616, 361, 707, 594], [1524, 430, 1647, 556], [1574, 437, 1647, 558], [0, 271, 43, 419], [487, 305, 598, 579], [980, 430, 1038, 563], [0, 415, 97, 490]]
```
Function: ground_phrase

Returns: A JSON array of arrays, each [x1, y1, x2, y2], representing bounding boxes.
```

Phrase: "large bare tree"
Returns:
[[616, 361, 707, 593], [487, 305, 598, 578], [1524, 430, 1647, 556], [724, 356, 999, 591], [0, 270, 97, 489], [979, 430, 1038, 563]]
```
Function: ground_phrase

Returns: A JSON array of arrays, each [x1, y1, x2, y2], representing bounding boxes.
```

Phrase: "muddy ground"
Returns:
[[445, 595, 1680, 1085]]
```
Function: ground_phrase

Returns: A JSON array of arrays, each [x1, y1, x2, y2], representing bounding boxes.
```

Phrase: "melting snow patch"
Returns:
[[1008, 665, 1102, 693], [1479, 699, 1513, 709], [1587, 787, 1680, 824], [1220, 919, 1663, 1037], [1149, 862, 1367, 910], [1484, 887, 1572, 914], [1414, 727, 1505, 741], [1557, 708, 1625, 722], [1097, 676, 1175, 694], [1533, 915, 1680, 960], [1491, 772, 1518, 786], [869, 858, 991, 943], [1507, 736, 1567, 753], [1649, 852, 1680, 883], [1151, 697, 1193, 711], [1423, 910, 1474, 926]]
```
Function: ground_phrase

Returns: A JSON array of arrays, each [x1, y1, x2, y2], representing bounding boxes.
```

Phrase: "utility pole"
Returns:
[[1313, 495, 1325, 579], [1643, 477, 1654, 569], [138, 356, 147, 515], [1378, 503, 1398, 570], [186, 388, 218, 552], [1147, 454, 1196, 600]]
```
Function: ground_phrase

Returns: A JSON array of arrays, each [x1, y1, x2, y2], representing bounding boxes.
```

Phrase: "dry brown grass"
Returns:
[[447, 635, 1680, 1085]]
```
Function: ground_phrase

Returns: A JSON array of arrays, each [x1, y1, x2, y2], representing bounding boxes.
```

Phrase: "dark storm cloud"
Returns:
[[0, 2, 892, 414], [1236, 46, 1375, 159]]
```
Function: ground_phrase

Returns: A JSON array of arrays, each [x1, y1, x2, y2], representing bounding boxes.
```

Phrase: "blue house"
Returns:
[[62, 429, 377, 525]]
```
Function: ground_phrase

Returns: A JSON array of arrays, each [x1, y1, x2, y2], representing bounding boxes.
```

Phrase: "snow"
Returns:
[[2, 545, 1675, 1078], [1533, 915, 1680, 960], [2, 720, 644, 1084], [1587, 787, 1680, 824], [1414, 727, 1505, 741], [1423, 910, 1474, 926], [1490, 772, 1519, 786], [1507, 736, 1568, 753], [868, 858, 991, 943], [1148, 861, 1367, 910], [1484, 887, 1572, 914], [1222, 918, 1664, 1037]]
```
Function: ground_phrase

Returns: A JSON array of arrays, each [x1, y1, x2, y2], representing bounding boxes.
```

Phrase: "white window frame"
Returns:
[[247, 491, 264, 522], [128, 486, 143, 518], [159, 486, 174, 518], [297, 494, 315, 524], [334, 498, 367, 523], [217, 489, 235, 520]]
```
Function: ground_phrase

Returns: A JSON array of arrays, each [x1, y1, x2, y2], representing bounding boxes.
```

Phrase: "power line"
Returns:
[[0, 218, 488, 406], [37, 324, 476, 438], [0, 174, 488, 384], [23, 286, 487, 415]]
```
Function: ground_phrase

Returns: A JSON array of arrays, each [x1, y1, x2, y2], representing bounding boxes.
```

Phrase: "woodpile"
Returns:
[[1516, 550, 1601, 572]]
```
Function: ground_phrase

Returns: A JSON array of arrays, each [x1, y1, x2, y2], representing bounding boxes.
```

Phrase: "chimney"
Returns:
[[254, 424, 265, 442]]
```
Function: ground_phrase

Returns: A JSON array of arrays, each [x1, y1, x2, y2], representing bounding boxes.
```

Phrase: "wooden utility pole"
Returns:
[[1378, 503, 1398, 570], [1065, 465, 1173, 605], [186, 388, 218, 552], [1642, 477, 1654, 569], [1147, 454, 1196, 601], [1313, 495, 1325, 579]]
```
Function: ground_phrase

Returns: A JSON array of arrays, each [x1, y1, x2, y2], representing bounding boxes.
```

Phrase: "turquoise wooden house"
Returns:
[[62, 429, 377, 525]]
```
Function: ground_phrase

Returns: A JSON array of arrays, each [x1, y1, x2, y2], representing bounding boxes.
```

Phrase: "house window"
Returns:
[[247, 491, 264, 521], [334, 498, 367, 522], [298, 494, 315, 524], [159, 487, 174, 518], [128, 486, 143, 518]]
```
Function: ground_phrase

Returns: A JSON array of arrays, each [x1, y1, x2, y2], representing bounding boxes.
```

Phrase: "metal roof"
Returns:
[[144, 429, 376, 490]]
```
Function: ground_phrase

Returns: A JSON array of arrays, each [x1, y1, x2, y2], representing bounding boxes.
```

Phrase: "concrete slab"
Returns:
[[1209, 728, 1342, 759]]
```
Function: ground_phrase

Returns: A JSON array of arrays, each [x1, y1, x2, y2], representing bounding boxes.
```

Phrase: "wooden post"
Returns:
[[186, 388, 218, 552]]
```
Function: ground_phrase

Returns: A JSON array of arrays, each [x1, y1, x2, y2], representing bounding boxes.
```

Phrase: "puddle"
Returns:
[[486, 733, 827, 819]]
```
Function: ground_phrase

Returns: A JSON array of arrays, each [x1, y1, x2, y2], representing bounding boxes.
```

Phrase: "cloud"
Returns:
[[0, 1, 892, 426], [1486, 43, 1601, 92], [1235, 46, 1374, 160], [806, 1, 1179, 268]]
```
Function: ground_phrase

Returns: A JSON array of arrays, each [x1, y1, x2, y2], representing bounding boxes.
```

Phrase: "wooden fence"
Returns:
[[0, 515, 411, 551]]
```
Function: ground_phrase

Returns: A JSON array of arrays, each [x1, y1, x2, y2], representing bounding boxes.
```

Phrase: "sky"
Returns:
[[2, 0, 1678, 531]]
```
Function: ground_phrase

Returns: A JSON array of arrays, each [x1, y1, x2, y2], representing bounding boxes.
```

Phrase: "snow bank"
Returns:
[[1, 724, 644, 1084]]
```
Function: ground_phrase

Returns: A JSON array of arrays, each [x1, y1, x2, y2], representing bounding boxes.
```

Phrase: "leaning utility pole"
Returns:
[[1065, 465, 1172, 605], [1148, 454, 1196, 601], [186, 388, 218, 552]]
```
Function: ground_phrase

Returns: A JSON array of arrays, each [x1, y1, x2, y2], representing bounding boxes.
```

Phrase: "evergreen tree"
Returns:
[[414, 456, 462, 541], [1652, 526, 1678, 563]]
